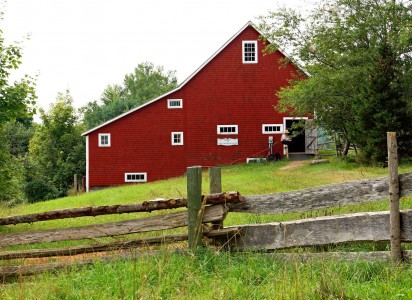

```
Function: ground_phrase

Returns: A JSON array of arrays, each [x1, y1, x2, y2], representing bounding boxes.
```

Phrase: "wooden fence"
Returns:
[[1, 133, 412, 278]]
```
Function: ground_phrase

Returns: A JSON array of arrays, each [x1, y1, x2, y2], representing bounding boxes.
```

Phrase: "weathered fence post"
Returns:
[[387, 132, 402, 263], [74, 174, 78, 195], [187, 166, 203, 253], [209, 167, 223, 229]]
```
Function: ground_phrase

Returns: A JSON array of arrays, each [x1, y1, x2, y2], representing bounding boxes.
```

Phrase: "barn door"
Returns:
[[305, 120, 317, 155]]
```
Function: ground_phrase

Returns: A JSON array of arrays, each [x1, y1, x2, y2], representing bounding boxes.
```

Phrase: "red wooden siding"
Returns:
[[86, 24, 302, 189]]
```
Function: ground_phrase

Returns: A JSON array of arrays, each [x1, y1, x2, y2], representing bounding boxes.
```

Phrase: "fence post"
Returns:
[[74, 174, 78, 195], [209, 167, 223, 229], [387, 132, 402, 263], [187, 166, 203, 253]]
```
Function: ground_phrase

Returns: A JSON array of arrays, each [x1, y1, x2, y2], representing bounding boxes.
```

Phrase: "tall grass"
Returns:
[[2, 250, 412, 299]]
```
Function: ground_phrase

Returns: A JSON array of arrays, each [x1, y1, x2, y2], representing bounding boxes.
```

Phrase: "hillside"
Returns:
[[1, 159, 412, 299]]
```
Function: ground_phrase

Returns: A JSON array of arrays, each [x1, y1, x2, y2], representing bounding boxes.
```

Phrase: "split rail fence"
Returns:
[[1, 132, 412, 278]]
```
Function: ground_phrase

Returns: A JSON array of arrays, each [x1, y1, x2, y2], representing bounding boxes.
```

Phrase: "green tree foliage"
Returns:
[[0, 133, 25, 205], [82, 62, 177, 129], [28, 90, 85, 201], [0, 36, 36, 125], [0, 120, 34, 205], [259, 0, 412, 162], [3, 119, 34, 157], [0, 21, 36, 204]]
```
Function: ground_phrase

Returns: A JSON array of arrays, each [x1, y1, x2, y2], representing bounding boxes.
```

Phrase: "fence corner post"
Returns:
[[209, 167, 223, 229], [387, 132, 402, 263], [187, 166, 203, 253]]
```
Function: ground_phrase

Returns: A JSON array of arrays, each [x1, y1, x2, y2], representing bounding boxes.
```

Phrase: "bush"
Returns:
[[24, 179, 59, 203]]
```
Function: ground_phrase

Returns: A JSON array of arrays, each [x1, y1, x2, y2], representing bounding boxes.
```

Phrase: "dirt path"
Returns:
[[279, 160, 306, 170]]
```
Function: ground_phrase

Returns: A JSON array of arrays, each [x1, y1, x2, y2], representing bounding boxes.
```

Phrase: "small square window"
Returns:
[[168, 99, 183, 109], [98, 133, 111, 147], [242, 41, 258, 64], [125, 173, 147, 183], [262, 124, 283, 134], [171, 132, 184, 145], [217, 125, 238, 135]]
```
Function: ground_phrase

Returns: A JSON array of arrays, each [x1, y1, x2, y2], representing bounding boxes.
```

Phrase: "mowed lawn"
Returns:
[[1, 158, 412, 299]]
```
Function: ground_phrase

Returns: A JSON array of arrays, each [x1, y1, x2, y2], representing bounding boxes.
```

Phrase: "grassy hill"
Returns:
[[1, 159, 412, 299]]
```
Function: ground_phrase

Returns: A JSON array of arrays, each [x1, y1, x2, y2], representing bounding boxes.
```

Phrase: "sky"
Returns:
[[2, 0, 309, 117]]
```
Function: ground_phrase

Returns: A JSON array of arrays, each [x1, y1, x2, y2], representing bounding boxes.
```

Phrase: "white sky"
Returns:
[[2, 0, 309, 116]]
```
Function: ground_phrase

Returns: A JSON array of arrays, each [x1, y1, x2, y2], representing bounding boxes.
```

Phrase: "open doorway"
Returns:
[[285, 118, 306, 153]]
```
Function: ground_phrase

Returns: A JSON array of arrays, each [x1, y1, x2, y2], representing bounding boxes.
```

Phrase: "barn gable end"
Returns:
[[83, 22, 308, 191]]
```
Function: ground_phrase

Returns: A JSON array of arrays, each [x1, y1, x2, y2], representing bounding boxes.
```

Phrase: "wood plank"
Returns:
[[2, 249, 412, 279], [0, 205, 228, 248], [0, 191, 242, 226], [0, 228, 239, 260], [231, 210, 412, 251], [0, 234, 189, 260], [229, 172, 412, 215], [0, 250, 174, 279]]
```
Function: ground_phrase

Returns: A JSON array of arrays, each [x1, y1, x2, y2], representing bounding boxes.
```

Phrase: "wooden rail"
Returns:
[[229, 210, 412, 251], [229, 172, 412, 215], [0, 205, 228, 247], [0, 191, 242, 226]]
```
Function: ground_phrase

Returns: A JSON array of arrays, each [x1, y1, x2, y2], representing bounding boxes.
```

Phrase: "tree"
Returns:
[[0, 18, 36, 204], [82, 62, 177, 129], [3, 119, 34, 157], [28, 90, 85, 200], [259, 0, 412, 162]]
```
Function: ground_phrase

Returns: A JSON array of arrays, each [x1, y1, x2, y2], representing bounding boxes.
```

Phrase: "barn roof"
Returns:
[[82, 21, 307, 136]]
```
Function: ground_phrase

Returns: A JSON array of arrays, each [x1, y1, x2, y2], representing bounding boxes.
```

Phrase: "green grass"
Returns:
[[1, 158, 412, 299], [2, 250, 412, 299]]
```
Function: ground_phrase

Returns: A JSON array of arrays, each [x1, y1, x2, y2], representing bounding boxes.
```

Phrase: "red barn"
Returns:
[[82, 21, 313, 191]]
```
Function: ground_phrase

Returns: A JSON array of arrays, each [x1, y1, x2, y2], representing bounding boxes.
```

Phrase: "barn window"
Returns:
[[217, 125, 238, 135], [98, 133, 111, 147], [125, 173, 147, 183], [242, 41, 258, 64], [171, 132, 184, 145], [262, 124, 283, 134], [167, 99, 183, 109]]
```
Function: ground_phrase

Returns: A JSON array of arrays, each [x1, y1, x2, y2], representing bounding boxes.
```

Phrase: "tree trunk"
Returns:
[[342, 139, 350, 156]]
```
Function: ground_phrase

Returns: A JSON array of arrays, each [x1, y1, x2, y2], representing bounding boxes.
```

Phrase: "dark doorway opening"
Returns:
[[286, 119, 305, 153]]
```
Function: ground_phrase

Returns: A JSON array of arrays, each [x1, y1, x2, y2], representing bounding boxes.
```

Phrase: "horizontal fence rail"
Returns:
[[229, 172, 412, 215], [0, 205, 228, 247], [0, 191, 242, 226], [230, 210, 412, 251]]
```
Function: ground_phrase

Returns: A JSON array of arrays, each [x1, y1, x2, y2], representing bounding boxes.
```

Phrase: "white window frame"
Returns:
[[217, 125, 238, 135], [167, 99, 183, 109], [98, 133, 111, 147], [242, 41, 258, 64], [125, 172, 147, 183], [171, 132, 184, 145], [262, 124, 283, 134]]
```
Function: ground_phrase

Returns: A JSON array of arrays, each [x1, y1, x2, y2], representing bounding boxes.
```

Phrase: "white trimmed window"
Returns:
[[125, 173, 147, 183], [98, 133, 111, 147], [167, 99, 183, 109], [171, 132, 184, 145], [262, 124, 283, 134], [217, 125, 238, 135], [242, 41, 258, 64]]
